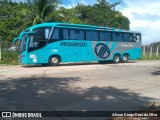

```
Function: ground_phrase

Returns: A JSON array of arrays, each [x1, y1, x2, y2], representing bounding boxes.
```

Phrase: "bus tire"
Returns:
[[113, 54, 120, 63], [49, 56, 60, 66], [122, 54, 129, 63]]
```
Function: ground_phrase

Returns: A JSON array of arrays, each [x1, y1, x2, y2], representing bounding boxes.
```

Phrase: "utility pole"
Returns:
[[150, 45, 153, 58], [143, 46, 145, 56]]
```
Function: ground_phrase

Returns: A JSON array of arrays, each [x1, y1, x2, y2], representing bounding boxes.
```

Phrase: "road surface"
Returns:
[[0, 60, 160, 120]]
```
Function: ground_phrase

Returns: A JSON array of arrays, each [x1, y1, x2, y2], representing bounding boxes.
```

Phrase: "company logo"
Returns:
[[2, 112, 11, 117], [95, 43, 110, 59]]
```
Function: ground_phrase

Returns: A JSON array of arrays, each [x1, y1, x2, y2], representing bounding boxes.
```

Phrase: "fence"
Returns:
[[142, 45, 160, 58]]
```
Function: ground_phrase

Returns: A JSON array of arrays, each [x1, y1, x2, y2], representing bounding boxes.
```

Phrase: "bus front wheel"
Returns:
[[113, 55, 120, 63], [49, 56, 60, 66]]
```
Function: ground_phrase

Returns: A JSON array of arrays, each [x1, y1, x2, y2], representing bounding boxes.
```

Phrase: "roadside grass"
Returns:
[[0, 51, 19, 65], [141, 53, 160, 60]]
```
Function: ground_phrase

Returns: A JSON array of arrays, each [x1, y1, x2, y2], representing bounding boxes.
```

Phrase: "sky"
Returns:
[[13, 0, 160, 45], [117, 0, 160, 45]]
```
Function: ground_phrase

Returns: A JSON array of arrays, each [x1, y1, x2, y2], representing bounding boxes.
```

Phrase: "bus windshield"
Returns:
[[19, 34, 28, 53]]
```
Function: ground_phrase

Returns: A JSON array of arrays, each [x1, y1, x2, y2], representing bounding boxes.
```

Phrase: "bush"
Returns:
[[0, 51, 19, 65]]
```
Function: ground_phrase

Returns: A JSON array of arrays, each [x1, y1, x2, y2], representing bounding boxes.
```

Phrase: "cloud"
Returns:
[[61, 0, 96, 8], [131, 12, 160, 21], [118, 0, 160, 45]]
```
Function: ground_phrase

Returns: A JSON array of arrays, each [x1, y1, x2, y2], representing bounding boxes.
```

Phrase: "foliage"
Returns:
[[0, 51, 19, 65], [53, 0, 130, 30], [149, 41, 160, 46], [0, 41, 11, 49], [0, 0, 129, 44], [49, 6, 85, 24], [21, 0, 60, 26], [0, 1, 27, 42]]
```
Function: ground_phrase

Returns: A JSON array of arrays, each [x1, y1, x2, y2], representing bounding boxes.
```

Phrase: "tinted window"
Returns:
[[112, 32, 123, 42], [63, 29, 69, 39], [99, 32, 111, 41], [70, 30, 84, 40], [123, 33, 131, 42], [33, 27, 51, 40], [51, 28, 59, 39], [86, 31, 98, 40]]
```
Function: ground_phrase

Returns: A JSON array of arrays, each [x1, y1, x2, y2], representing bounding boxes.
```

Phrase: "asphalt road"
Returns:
[[0, 60, 160, 120]]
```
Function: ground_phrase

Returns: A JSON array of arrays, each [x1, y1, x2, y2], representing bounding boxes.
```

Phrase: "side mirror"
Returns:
[[13, 37, 19, 45], [23, 31, 37, 35]]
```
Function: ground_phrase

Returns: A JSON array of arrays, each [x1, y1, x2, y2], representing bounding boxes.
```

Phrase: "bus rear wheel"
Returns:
[[122, 55, 129, 63], [113, 55, 120, 63], [49, 56, 60, 66]]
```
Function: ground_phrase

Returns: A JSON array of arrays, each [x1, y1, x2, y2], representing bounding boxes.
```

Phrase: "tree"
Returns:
[[21, 0, 60, 27], [0, 0, 61, 43], [0, 0, 130, 45], [0, 1, 27, 43], [50, 6, 85, 24], [73, 4, 93, 24], [66, 0, 130, 30]]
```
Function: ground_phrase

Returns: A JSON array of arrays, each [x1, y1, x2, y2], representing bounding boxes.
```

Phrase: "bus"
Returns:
[[13, 22, 142, 65]]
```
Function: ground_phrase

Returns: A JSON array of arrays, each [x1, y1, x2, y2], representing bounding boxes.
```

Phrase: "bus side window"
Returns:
[[63, 29, 69, 39], [123, 33, 131, 42], [130, 34, 138, 42], [112, 32, 123, 42], [86, 31, 98, 41], [99, 32, 111, 41], [70, 30, 84, 40], [51, 28, 59, 40]]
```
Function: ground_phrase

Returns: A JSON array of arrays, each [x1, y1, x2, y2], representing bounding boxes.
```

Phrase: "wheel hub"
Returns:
[[123, 56, 127, 61], [115, 56, 119, 62], [52, 58, 58, 63]]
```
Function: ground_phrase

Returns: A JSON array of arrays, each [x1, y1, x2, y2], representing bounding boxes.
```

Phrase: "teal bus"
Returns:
[[14, 22, 142, 65]]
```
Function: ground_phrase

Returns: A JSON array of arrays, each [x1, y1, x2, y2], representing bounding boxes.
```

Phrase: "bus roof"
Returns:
[[26, 22, 141, 34]]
